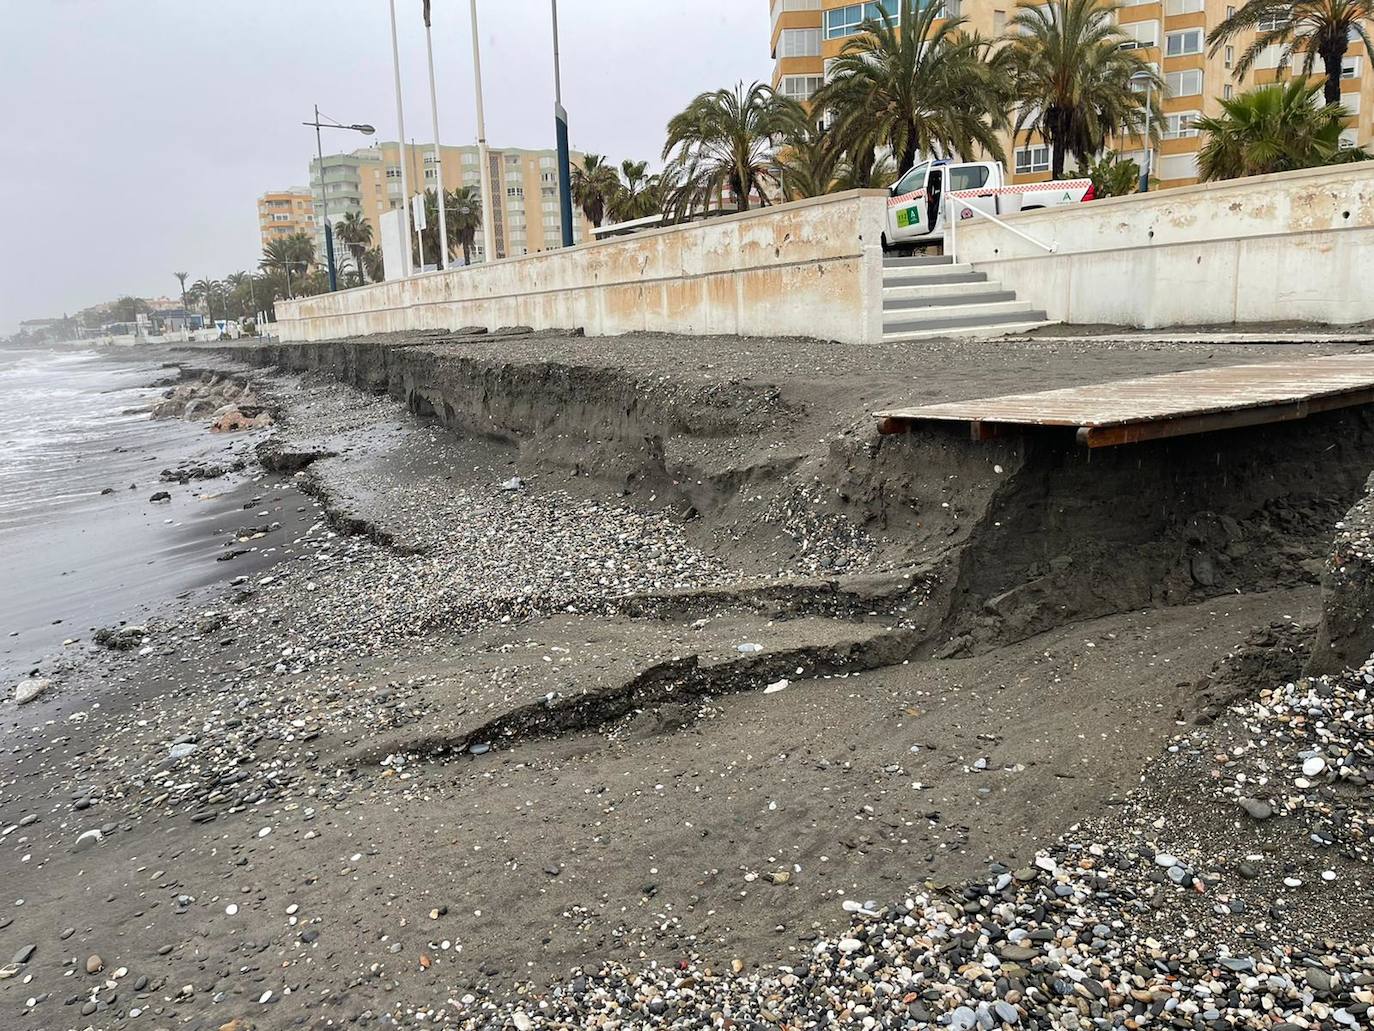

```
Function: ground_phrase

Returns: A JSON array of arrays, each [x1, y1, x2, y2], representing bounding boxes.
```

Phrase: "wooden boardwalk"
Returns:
[[875, 354, 1374, 447]]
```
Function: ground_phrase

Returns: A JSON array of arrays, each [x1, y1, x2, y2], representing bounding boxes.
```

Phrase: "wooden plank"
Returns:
[[874, 354, 1374, 446]]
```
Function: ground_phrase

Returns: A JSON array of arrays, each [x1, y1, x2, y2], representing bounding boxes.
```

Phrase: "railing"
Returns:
[[945, 194, 1057, 264]]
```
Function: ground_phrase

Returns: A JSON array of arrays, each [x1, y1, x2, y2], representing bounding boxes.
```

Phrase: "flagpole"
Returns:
[[423, 0, 449, 269], [387, 0, 413, 277], [468, 0, 498, 263]]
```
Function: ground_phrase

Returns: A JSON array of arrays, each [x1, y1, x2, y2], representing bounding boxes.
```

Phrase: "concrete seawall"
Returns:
[[277, 191, 889, 345], [954, 163, 1374, 328]]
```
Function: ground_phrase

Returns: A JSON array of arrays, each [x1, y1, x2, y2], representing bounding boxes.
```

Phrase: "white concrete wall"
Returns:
[[277, 191, 890, 345], [953, 164, 1374, 328]]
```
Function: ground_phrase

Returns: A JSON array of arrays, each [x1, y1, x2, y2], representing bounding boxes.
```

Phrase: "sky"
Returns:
[[0, 0, 768, 334]]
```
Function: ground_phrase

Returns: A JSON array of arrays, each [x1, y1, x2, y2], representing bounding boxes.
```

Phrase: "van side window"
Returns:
[[947, 165, 990, 191]]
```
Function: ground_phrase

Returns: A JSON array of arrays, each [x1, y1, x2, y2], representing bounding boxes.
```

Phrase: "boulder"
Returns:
[[13, 678, 51, 705]]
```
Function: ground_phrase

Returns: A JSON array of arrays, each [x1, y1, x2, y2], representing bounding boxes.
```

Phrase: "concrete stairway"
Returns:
[[882, 255, 1054, 341]]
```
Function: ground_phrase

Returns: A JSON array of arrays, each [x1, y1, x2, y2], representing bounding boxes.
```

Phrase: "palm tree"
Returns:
[[817, 0, 1008, 177], [173, 272, 190, 314], [776, 122, 842, 201], [1195, 78, 1363, 179], [570, 154, 622, 227], [260, 232, 315, 297], [446, 186, 483, 265], [1007, 0, 1162, 179], [333, 211, 374, 284], [362, 246, 385, 283], [662, 82, 805, 217], [1208, 0, 1374, 105], [192, 278, 221, 321], [609, 159, 661, 221]]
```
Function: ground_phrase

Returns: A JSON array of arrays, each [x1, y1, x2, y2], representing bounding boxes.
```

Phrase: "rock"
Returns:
[[11, 944, 35, 965], [73, 829, 103, 852], [86, 954, 103, 974], [499, 477, 525, 492], [1302, 755, 1327, 777], [494, 325, 534, 336], [837, 938, 863, 954], [737, 643, 763, 654], [1154, 853, 1179, 867], [149, 491, 172, 503], [763, 678, 789, 694], [167, 742, 198, 761], [1239, 797, 1273, 820], [13, 678, 51, 705]]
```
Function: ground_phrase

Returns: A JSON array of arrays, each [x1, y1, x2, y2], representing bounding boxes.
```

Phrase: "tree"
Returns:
[[260, 232, 315, 297], [446, 186, 482, 265], [1208, 0, 1374, 105], [570, 153, 621, 227], [192, 278, 221, 321], [334, 211, 374, 284], [112, 296, 149, 324], [817, 0, 1008, 177], [1086, 151, 1143, 196], [662, 82, 805, 217], [362, 246, 385, 283], [1007, 0, 1162, 179], [1194, 79, 1365, 179], [776, 122, 842, 201], [609, 159, 661, 222], [173, 272, 190, 314]]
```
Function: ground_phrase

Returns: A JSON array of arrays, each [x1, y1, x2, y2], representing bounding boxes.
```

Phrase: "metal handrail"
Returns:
[[945, 194, 1057, 264]]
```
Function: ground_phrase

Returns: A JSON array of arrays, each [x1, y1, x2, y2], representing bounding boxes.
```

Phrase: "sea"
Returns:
[[0, 345, 277, 681]]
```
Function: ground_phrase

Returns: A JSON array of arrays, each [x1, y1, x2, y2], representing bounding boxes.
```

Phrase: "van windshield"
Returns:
[[892, 162, 930, 196]]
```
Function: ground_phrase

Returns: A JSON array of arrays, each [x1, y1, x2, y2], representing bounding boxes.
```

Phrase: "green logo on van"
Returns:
[[896, 206, 921, 229]]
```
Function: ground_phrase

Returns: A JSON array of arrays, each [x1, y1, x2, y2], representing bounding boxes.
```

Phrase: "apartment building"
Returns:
[[310, 142, 592, 265], [256, 188, 317, 254], [768, 0, 1372, 187]]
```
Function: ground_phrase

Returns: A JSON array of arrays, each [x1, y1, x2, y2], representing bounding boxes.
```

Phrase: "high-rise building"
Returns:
[[257, 188, 318, 253], [309, 142, 594, 266], [768, 0, 1371, 188]]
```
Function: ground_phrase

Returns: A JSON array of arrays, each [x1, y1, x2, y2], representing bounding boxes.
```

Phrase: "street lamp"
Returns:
[[1131, 70, 1155, 193], [551, 0, 574, 249], [304, 107, 375, 291]]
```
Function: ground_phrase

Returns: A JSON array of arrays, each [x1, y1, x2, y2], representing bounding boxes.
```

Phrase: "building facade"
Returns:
[[309, 142, 593, 266], [768, 0, 1371, 188], [256, 188, 318, 254]]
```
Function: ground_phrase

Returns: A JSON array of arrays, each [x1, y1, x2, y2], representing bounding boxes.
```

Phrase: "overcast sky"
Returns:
[[0, 1, 767, 333]]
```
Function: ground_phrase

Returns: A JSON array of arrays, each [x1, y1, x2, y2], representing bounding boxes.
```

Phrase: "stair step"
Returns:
[[883, 270, 986, 290], [882, 262, 976, 282], [883, 319, 1057, 342], [884, 289, 1017, 312], [884, 301, 1037, 330], [882, 254, 952, 268]]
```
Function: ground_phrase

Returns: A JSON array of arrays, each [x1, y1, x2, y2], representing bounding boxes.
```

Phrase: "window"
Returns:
[[1253, 44, 1282, 69], [1340, 92, 1362, 114], [993, 9, 1006, 32], [1120, 0, 1154, 6], [506, 186, 524, 198], [1014, 145, 1051, 173], [1223, 83, 1234, 99], [780, 74, 824, 100], [779, 27, 821, 57], [1343, 56, 1362, 78], [385, 167, 402, 179], [1164, 0, 1202, 13], [462, 153, 478, 165], [1256, 11, 1288, 30], [1120, 21, 1159, 49], [948, 165, 991, 190], [823, 1, 897, 39], [1165, 28, 1202, 56], [1340, 129, 1358, 150], [424, 169, 436, 180], [1158, 152, 1199, 180], [1162, 111, 1200, 138], [1166, 68, 1202, 96], [892, 161, 928, 195], [1224, 45, 1234, 68], [539, 156, 555, 169], [272, 213, 291, 222]]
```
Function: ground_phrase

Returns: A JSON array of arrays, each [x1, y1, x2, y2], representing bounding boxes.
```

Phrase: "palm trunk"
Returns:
[[899, 127, 918, 177], [1049, 108, 1069, 179], [1323, 42, 1346, 105], [462, 238, 472, 266]]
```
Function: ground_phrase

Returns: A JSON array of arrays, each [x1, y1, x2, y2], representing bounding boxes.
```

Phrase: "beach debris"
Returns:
[[12, 678, 51, 705]]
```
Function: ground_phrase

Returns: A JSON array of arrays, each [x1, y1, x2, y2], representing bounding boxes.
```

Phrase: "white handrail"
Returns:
[[945, 194, 1057, 264]]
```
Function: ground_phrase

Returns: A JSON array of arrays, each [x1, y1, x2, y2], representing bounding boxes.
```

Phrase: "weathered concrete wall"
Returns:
[[954, 164, 1374, 327], [276, 191, 889, 344]]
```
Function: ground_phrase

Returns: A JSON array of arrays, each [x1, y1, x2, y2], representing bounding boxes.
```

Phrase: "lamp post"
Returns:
[[422, 0, 450, 270], [469, 0, 497, 263], [1132, 70, 1154, 193], [304, 107, 375, 291], [551, 0, 574, 248]]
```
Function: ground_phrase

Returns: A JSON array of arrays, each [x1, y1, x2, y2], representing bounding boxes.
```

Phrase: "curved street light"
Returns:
[[304, 107, 376, 291]]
